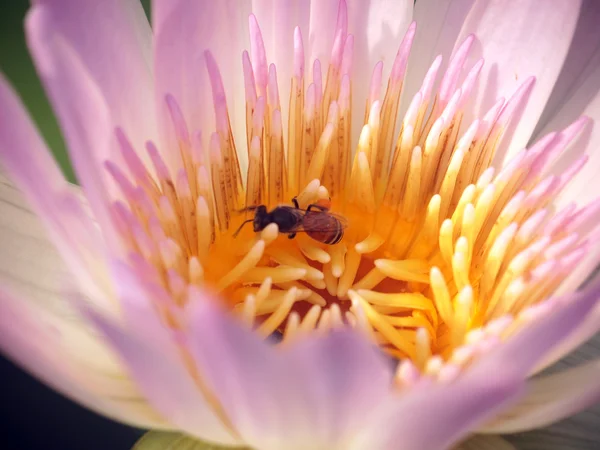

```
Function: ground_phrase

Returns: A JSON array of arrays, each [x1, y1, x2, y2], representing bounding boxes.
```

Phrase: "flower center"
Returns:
[[104, 15, 594, 373]]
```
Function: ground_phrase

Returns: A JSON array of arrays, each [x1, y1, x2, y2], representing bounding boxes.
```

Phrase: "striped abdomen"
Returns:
[[303, 212, 345, 245]]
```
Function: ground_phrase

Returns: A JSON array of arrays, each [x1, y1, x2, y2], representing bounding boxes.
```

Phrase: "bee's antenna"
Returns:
[[236, 205, 259, 213], [232, 219, 255, 238]]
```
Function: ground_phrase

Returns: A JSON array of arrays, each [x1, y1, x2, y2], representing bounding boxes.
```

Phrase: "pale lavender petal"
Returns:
[[82, 279, 241, 447], [282, 329, 393, 446], [0, 75, 110, 302], [28, 0, 156, 151], [534, 304, 600, 373], [356, 360, 524, 450], [153, 0, 250, 170], [480, 360, 600, 433], [187, 295, 392, 450], [25, 6, 122, 252]]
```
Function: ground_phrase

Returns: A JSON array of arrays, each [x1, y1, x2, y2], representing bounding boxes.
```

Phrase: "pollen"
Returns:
[[104, 9, 596, 374]]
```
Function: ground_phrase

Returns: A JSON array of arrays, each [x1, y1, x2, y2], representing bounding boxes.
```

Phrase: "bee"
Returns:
[[233, 197, 348, 245]]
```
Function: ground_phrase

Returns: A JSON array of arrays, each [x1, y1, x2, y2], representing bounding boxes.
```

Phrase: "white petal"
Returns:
[[0, 175, 166, 428], [0, 173, 114, 313], [0, 75, 112, 304], [0, 288, 167, 429], [480, 360, 600, 433]]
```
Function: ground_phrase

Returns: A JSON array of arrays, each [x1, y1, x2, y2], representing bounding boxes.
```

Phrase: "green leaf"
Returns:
[[133, 431, 251, 450]]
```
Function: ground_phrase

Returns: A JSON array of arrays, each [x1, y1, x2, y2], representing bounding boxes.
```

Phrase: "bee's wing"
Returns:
[[294, 212, 349, 233], [328, 212, 349, 229], [294, 208, 348, 228]]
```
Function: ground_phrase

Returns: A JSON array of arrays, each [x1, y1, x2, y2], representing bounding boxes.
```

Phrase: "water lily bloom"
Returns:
[[2, 0, 600, 448]]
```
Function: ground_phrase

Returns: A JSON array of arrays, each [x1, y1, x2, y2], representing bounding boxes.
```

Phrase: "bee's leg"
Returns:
[[306, 203, 329, 213], [292, 197, 300, 209], [288, 232, 297, 239]]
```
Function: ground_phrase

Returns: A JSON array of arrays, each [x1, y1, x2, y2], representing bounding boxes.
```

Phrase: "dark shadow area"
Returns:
[[0, 354, 144, 449]]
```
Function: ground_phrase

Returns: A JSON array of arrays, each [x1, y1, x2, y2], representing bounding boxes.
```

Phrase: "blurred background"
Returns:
[[0, 2, 150, 448]]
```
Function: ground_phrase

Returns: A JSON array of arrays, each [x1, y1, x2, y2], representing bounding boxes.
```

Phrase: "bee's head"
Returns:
[[253, 205, 269, 231]]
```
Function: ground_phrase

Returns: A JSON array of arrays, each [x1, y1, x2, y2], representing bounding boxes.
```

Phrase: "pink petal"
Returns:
[[480, 360, 600, 433], [359, 276, 600, 450], [27, 0, 156, 151], [456, 0, 581, 163], [82, 275, 241, 447], [535, 301, 600, 373], [25, 6, 122, 253], [187, 296, 392, 449], [0, 75, 110, 302], [0, 287, 166, 429], [357, 359, 524, 449], [153, 0, 251, 171]]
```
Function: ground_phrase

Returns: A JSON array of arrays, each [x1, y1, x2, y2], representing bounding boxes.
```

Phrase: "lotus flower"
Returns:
[[1, 0, 600, 449]]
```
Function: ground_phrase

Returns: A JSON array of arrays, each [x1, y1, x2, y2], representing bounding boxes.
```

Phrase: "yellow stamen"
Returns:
[[104, 15, 595, 374], [257, 288, 297, 336]]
